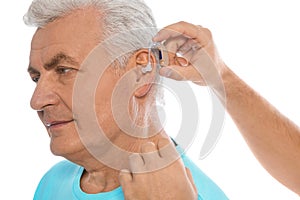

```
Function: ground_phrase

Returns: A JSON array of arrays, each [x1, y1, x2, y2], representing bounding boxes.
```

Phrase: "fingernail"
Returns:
[[176, 57, 189, 67], [176, 51, 184, 57], [120, 169, 130, 173]]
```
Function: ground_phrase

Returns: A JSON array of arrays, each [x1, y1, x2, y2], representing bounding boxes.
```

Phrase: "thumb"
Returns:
[[159, 66, 187, 81], [160, 65, 204, 85]]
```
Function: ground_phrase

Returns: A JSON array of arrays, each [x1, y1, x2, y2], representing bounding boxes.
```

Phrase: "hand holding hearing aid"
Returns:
[[153, 21, 227, 87]]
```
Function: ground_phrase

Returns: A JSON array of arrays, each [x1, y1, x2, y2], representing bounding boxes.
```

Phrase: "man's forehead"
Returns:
[[31, 7, 104, 50], [29, 7, 105, 70]]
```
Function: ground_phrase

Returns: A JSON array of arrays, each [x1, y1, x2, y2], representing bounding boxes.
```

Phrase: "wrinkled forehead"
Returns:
[[30, 8, 104, 59]]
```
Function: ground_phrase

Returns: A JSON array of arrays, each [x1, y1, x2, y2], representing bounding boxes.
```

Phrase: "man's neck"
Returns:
[[77, 130, 169, 194], [80, 165, 120, 193]]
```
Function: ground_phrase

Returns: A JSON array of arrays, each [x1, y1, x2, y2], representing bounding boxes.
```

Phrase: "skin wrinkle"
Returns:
[[28, 52, 80, 74], [44, 52, 80, 70], [26, 2, 204, 199]]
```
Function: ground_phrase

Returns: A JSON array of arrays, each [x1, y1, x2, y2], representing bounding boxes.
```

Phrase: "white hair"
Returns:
[[23, 0, 158, 67], [24, 0, 164, 124]]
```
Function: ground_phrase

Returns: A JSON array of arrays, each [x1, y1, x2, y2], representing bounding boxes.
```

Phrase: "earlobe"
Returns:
[[134, 83, 153, 98]]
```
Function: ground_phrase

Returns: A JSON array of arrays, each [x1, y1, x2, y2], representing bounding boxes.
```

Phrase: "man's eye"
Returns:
[[31, 75, 40, 83], [56, 67, 73, 74]]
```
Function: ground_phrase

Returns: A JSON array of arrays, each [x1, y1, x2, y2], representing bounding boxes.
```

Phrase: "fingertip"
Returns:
[[176, 56, 189, 67], [153, 29, 170, 42], [157, 139, 179, 159], [159, 67, 173, 78], [152, 35, 159, 42], [157, 137, 170, 150], [129, 153, 143, 164], [159, 66, 185, 81], [120, 169, 131, 174], [119, 169, 133, 185], [141, 142, 156, 153], [153, 30, 165, 42], [129, 153, 145, 172]]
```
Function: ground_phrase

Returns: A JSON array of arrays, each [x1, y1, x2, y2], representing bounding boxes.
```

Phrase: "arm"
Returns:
[[220, 67, 300, 194], [153, 21, 300, 195]]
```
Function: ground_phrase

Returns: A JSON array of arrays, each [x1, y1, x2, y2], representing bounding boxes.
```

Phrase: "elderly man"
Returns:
[[25, 0, 228, 199]]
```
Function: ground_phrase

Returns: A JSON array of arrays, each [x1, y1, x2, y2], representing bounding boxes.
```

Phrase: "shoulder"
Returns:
[[44, 160, 81, 177], [34, 160, 82, 200]]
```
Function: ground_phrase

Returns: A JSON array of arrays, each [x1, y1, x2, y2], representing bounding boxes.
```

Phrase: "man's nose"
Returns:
[[30, 77, 59, 111]]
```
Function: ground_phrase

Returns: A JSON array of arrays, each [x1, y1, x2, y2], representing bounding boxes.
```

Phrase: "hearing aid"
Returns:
[[141, 42, 189, 74], [141, 47, 154, 74], [141, 42, 169, 74]]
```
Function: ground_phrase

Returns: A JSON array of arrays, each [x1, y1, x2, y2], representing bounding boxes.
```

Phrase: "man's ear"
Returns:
[[134, 49, 157, 98]]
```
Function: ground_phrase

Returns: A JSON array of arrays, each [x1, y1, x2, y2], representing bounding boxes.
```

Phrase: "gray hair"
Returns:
[[23, 0, 158, 67], [24, 0, 164, 125]]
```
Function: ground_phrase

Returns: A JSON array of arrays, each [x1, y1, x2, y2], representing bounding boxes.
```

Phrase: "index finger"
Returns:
[[153, 21, 212, 47]]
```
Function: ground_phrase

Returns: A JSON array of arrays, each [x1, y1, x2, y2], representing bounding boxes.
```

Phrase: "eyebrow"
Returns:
[[27, 52, 80, 73]]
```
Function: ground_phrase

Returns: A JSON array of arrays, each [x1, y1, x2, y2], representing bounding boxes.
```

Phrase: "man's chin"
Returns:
[[50, 144, 67, 157], [49, 139, 78, 158]]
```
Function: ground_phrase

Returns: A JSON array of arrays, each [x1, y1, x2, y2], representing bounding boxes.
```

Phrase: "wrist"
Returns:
[[209, 62, 231, 105]]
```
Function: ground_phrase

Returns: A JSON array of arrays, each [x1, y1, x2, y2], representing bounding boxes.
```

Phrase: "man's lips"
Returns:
[[44, 120, 74, 128]]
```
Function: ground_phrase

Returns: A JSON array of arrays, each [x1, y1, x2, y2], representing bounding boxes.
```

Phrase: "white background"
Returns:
[[1, 0, 300, 199]]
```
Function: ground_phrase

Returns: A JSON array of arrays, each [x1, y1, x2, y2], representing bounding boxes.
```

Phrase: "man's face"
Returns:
[[28, 8, 123, 158]]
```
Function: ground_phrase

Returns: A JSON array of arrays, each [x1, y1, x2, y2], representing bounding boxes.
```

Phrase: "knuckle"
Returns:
[[202, 27, 213, 39], [178, 20, 188, 26], [195, 26, 213, 46]]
